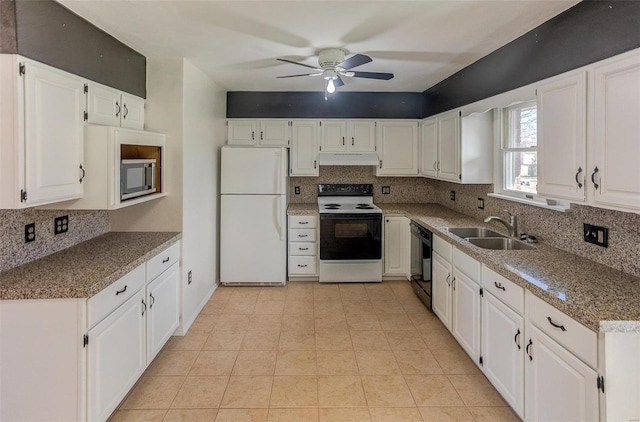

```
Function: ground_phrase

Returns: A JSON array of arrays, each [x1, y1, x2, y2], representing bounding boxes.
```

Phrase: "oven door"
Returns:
[[320, 213, 382, 260]]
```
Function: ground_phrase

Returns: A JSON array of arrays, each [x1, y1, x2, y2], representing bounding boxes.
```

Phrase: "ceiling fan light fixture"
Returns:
[[326, 78, 336, 93]]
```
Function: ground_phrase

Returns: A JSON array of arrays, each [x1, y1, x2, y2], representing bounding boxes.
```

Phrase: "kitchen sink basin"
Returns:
[[467, 237, 535, 250], [446, 227, 506, 239]]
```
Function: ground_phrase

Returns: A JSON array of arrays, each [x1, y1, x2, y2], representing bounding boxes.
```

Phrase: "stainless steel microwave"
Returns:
[[120, 158, 156, 200]]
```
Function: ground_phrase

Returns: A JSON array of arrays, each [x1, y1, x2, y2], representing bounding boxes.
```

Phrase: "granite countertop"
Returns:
[[0, 232, 181, 301], [288, 203, 319, 215], [378, 203, 640, 333]]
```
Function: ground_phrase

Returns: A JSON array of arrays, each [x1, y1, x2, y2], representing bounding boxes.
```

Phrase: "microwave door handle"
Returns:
[[149, 163, 155, 190]]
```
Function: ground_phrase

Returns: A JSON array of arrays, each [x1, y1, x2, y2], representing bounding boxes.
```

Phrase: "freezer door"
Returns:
[[221, 147, 287, 195], [220, 194, 287, 285]]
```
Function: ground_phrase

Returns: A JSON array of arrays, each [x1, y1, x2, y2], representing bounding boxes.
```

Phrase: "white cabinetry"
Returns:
[[227, 119, 290, 147], [432, 250, 452, 330], [437, 111, 462, 182], [290, 120, 320, 176], [451, 248, 482, 363], [86, 81, 145, 130], [536, 72, 587, 201], [320, 120, 376, 152], [591, 53, 640, 211], [0, 55, 84, 208], [419, 117, 438, 178], [146, 260, 180, 363], [376, 120, 419, 176], [383, 216, 409, 276], [288, 215, 318, 277]]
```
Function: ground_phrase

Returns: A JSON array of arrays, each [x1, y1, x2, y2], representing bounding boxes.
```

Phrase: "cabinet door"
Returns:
[[87, 290, 146, 422], [437, 111, 461, 182], [377, 121, 418, 176], [349, 120, 376, 152], [481, 292, 524, 418], [451, 268, 481, 362], [290, 120, 319, 176], [147, 263, 180, 363], [420, 118, 438, 178], [259, 119, 290, 146], [121, 94, 145, 130], [320, 120, 347, 152], [86, 82, 121, 126], [537, 72, 587, 201], [23, 60, 84, 206], [525, 323, 599, 422], [591, 53, 640, 211], [432, 252, 452, 331], [228, 120, 258, 146], [383, 216, 407, 275]]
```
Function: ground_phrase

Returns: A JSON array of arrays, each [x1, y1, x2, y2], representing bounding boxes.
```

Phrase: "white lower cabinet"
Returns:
[[481, 291, 524, 418], [288, 215, 318, 277], [431, 251, 452, 330], [383, 216, 409, 276], [451, 267, 481, 363], [525, 323, 599, 421], [87, 289, 146, 422], [146, 262, 180, 362]]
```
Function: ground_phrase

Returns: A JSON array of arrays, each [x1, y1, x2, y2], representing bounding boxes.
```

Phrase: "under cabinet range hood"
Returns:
[[317, 152, 379, 166]]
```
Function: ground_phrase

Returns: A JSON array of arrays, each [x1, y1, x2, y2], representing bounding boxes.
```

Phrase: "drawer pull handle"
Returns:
[[547, 316, 567, 331], [575, 166, 583, 189], [299, 234, 308, 237], [141, 299, 147, 316], [494, 281, 506, 291], [591, 166, 599, 190], [162, 257, 170, 263], [452, 277, 456, 290], [299, 247, 309, 251], [115, 285, 127, 295], [526, 339, 533, 361], [150, 293, 155, 309], [514, 328, 521, 350], [446, 274, 451, 287], [299, 221, 309, 225], [298, 264, 308, 267]]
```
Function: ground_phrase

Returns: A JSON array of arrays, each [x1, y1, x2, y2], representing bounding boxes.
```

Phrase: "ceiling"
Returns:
[[57, 0, 580, 93]]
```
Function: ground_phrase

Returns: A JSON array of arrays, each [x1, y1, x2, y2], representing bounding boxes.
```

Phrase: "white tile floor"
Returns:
[[110, 280, 520, 422]]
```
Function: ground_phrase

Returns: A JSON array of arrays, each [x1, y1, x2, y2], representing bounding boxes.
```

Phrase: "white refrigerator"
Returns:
[[220, 146, 288, 285]]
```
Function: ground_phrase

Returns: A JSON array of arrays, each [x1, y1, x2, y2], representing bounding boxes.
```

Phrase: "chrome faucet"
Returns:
[[485, 210, 518, 238]]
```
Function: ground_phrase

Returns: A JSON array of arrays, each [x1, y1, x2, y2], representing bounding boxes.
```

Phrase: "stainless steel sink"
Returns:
[[467, 237, 535, 250], [446, 227, 506, 239]]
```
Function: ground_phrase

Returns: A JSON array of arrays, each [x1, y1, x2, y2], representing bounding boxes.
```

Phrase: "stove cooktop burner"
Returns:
[[356, 205, 374, 209]]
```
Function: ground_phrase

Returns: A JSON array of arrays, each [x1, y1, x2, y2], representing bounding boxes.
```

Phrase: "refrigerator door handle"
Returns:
[[276, 196, 285, 241]]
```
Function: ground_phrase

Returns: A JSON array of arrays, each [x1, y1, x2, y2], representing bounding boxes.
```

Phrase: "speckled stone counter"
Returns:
[[0, 232, 181, 300], [379, 203, 640, 333], [287, 203, 319, 215]]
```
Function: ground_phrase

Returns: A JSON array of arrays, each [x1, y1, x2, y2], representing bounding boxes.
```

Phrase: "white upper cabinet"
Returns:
[[376, 120, 419, 176], [227, 119, 290, 147], [420, 109, 493, 184], [86, 81, 145, 130], [320, 120, 376, 153], [1, 55, 85, 208], [290, 120, 319, 176], [536, 72, 587, 201], [590, 52, 640, 211], [419, 117, 438, 178]]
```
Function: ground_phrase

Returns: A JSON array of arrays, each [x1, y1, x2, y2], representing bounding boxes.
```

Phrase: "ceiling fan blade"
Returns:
[[334, 75, 345, 88], [277, 58, 321, 70], [352, 71, 394, 80], [339, 54, 372, 70], [276, 73, 322, 78]]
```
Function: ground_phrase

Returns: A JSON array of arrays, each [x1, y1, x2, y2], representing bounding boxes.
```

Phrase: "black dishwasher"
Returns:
[[409, 222, 433, 310]]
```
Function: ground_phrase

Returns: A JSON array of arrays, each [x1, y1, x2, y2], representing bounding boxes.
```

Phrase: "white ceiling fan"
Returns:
[[277, 48, 394, 93]]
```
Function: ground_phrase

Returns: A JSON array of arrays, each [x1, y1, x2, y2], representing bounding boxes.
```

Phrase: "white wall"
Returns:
[[181, 60, 226, 329]]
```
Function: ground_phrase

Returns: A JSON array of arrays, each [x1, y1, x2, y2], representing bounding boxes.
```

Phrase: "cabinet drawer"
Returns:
[[481, 266, 524, 314], [526, 291, 597, 368], [453, 247, 480, 282], [88, 264, 145, 328], [289, 215, 317, 229], [289, 242, 316, 256], [289, 256, 317, 275], [289, 228, 316, 242], [147, 242, 181, 282], [433, 235, 452, 262]]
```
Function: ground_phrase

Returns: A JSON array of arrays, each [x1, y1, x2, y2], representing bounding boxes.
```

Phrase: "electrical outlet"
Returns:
[[382, 186, 391, 194], [294, 186, 300, 195], [584, 223, 608, 247], [24, 223, 35, 243], [188, 270, 193, 285], [54, 215, 69, 235], [477, 198, 485, 209], [450, 190, 456, 201]]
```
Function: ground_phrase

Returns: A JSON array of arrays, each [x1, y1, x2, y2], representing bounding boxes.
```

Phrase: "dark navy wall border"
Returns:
[[9, 0, 146, 98], [227, 91, 424, 119], [422, 0, 640, 117]]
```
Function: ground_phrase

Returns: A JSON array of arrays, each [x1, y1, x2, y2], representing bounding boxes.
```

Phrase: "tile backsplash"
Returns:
[[0, 209, 109, 273]]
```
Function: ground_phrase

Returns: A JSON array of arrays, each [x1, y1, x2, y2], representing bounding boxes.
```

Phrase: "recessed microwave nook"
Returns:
[[120, 144, 162, 201]]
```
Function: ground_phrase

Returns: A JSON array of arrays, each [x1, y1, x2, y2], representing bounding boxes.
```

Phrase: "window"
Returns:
[[499, 101, 537, 197]]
